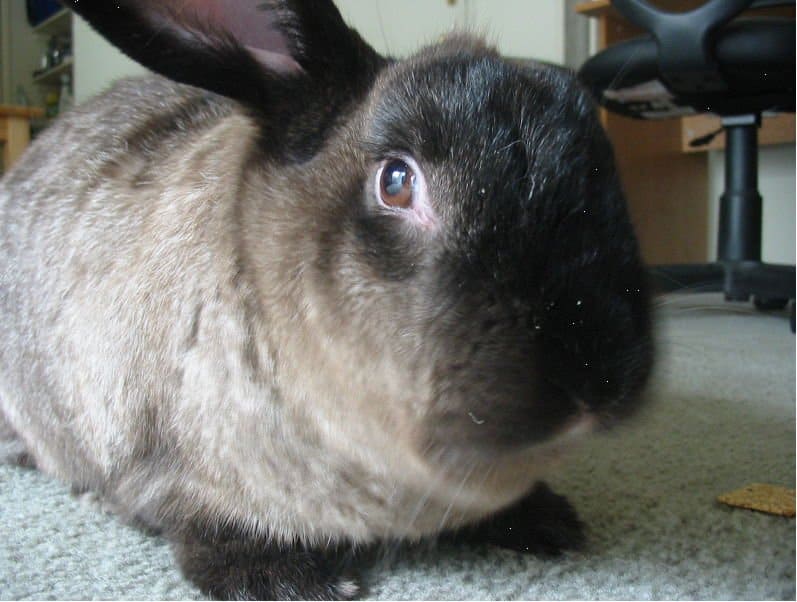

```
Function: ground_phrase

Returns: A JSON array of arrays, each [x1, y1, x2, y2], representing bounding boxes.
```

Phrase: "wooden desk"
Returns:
[[575, 1, 795, 265], [0, 105, 45, 172]]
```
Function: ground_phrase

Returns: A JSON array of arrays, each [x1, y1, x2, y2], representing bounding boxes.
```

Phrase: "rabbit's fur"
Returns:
[[0, 1, 653, 599]]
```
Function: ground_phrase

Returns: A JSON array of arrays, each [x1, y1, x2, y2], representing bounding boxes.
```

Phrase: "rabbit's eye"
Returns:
[[378, 159, 415, 208], [372, 156, 436, 229]]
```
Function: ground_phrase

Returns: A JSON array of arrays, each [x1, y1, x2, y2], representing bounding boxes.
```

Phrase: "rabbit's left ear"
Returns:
[[65, 0, 384, 151]]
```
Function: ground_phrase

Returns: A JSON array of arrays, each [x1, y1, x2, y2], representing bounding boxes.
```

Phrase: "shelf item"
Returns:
[[33, 56, 73, 86], [29, 7, 73, 118]]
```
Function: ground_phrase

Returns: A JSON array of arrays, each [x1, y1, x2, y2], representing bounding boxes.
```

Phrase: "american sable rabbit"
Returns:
[[0, 0, 653, 598]]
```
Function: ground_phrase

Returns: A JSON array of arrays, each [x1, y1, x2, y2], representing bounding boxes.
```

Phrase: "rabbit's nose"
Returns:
[[539, 338, 652, 424]]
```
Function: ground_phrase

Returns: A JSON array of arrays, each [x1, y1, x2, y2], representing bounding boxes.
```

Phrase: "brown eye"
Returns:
[[379, 159, 415, 208]]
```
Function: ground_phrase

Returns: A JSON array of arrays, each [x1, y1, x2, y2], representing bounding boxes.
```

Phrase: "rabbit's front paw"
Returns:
[[175, 537, 358, 600], [448, 481, 585, 556]]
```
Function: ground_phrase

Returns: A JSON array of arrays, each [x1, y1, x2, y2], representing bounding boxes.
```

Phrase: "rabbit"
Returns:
[[0, 0, 654, 599]]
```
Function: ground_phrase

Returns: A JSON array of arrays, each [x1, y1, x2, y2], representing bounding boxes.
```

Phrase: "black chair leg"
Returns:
[[648, 113, 795, 324], [717, 115, 762, 272]]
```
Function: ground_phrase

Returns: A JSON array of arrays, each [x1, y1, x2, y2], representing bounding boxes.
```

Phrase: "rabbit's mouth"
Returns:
[[421, 388, 597, 462], [383, 407, 600, 536]]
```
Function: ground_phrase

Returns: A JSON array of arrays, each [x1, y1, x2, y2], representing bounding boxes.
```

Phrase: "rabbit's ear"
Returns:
[[65, 0, 383, 149]]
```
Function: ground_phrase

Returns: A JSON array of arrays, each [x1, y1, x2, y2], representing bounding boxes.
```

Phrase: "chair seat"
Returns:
[[579, 17, 795, 118]]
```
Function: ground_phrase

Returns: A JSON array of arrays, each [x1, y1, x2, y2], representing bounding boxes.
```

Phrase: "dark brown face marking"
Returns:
[[347, 41, 653, 456]]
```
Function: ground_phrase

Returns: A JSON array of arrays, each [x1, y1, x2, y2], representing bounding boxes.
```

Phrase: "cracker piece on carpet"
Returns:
[[717, 483, 795, 517]]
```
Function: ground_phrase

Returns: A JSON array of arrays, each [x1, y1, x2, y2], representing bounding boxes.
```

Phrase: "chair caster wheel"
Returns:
[[753, 297, 789, 311]]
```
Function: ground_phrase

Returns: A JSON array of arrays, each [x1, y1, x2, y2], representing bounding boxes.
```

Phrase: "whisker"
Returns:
[[649, 275, 722, 296], [436, 461, 478, 533], [374, 2, 392, 57], [603, 44, 644, 92], [653, 293, 786, 317], [494, 139, 523, 155], [402, 443, 443, 534]]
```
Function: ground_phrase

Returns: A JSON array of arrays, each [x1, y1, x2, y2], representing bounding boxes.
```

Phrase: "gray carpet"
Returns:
[[1, 293, 794, 600]]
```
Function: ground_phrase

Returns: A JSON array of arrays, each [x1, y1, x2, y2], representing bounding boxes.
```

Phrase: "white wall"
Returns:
[[467, 0, 563, 64], [0, 2, 9, 102], [335, 0, 466, 58], [73, 15, 147, 104], [336, 0, 564, 63], [73, 0, 565, 104]]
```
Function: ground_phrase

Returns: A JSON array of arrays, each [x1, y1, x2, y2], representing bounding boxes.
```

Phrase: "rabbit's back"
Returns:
[[3, 76, 233, 197], [0, 75, 257, 491]]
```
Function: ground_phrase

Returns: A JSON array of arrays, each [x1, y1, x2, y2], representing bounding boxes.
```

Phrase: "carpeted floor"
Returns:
[[1, 293, 794, 600]]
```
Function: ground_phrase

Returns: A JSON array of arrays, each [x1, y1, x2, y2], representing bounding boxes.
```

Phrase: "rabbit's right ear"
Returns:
[[64, 0, 385, 155]]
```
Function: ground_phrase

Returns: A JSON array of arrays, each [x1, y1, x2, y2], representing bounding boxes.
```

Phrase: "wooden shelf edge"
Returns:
[[682, 113, 796, 153], [575, 0, 611, 17], [0, 106, 45, 119]]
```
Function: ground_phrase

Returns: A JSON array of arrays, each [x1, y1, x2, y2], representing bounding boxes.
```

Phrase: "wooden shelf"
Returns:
[[576, 0, 713, 18], [0, 105, 45, 120], [0, 105, 45, 172]]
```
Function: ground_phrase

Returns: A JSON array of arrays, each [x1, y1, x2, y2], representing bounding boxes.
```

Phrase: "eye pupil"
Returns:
[[379, 159, 415, 208]]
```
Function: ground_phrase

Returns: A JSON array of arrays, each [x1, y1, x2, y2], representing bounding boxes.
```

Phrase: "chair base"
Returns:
[[650, 261, 795, 301], [649, 261, 795, 330]]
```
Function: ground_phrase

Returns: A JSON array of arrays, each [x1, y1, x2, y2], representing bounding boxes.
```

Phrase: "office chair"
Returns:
[[578, 0, 796, 325]]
